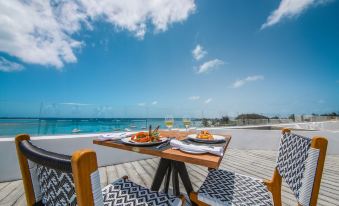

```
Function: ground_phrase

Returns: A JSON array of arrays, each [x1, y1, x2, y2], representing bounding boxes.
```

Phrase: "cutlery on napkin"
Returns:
[[170, 139, 224, 156], [97, 132, 135, 141], [154, 136, 176, 149]]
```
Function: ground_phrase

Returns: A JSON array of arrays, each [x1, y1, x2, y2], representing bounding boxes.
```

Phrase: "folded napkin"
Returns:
[[97, 132, 135, 141], [170, 139, 224, 156]]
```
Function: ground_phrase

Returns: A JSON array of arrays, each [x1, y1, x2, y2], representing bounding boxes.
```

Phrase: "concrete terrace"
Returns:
[[1, 149, 338, 206]]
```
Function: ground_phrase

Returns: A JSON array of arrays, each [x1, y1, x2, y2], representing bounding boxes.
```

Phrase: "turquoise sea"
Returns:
[[0, 118, 201, 138]]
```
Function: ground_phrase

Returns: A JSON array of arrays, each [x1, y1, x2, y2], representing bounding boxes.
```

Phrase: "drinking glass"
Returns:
[[182, 116, 191, 131], [164, 115, 174, 130]]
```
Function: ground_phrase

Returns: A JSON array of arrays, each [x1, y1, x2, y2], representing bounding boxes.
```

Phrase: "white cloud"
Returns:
[[232, 75, 264, 88], [197, 59, 224, 74], [0, 1, 82, 68], [205, 98, 212, 104], [0, 0, 196, 69], [60, 102, 91, 106], [261, 0, 331, 29], [188, 96, 200, 100], [85, 0, 196, 38], [0, 57, 24, 72], [151, 101, 158, 105], [138, 102, 146, 106], [192, 44, 207, 60]]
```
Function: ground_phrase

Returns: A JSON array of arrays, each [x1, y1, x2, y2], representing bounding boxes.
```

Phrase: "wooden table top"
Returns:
[[93, 131, 232, 169]]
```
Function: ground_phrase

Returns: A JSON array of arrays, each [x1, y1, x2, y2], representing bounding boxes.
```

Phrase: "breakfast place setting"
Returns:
[[93, 117, 232, 204]]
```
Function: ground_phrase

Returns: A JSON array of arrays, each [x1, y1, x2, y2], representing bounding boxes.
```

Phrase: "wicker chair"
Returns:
[[190, 128, 328, 206], [15, 134, 185, 206]]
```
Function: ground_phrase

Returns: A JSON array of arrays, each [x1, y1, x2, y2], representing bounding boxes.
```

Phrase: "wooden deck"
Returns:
[[1, 149, 338, 206]]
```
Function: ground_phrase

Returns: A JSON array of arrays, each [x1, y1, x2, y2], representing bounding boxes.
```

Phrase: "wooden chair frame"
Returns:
[[190, 128, 328, 206], [15, 134, 99, 206]]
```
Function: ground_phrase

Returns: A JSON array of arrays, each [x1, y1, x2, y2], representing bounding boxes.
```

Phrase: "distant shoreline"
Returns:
[[0, 117, 199, 120]]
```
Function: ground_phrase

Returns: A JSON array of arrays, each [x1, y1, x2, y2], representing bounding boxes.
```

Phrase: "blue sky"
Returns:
[[0, 0, 339, 118]]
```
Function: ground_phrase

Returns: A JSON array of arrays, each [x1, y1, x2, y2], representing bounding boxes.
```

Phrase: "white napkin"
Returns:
[[170, 139, 224, 156], [97, 132, 135, 141]]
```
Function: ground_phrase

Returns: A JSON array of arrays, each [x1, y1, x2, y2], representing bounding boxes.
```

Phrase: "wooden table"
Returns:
[[93, 131, 231, 203]]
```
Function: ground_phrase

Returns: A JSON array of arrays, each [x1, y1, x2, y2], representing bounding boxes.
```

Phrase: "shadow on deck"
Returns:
[[1, 149, 338, 206]]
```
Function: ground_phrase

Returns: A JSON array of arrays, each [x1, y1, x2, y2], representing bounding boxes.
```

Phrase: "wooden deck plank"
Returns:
[[0, 182, 10, 192], [0, 180, 22, 204], [122, 162, 144, 186], [138, 159, 158, 188], [12, 193, 26, 206], [114, 163, 127, 180], [106, 165, 119, 184], [144, 158, 159, 171], [1, 149, 338, 206], [98, 167, 108, 188], [130, 161, 153, 188], [0, 182, 24, 205]]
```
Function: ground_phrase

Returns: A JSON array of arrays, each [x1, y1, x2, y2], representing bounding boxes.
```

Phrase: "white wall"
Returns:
[[0, 134, 151, 182], [0, 128, 338, 182]]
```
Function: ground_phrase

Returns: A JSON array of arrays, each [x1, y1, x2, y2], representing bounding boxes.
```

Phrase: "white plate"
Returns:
[[179, 148, 207, 154], [187, 134, 226, 143], [121, 136, 168, 146]]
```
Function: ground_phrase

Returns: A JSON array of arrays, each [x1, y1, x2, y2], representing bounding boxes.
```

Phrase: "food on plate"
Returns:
[[131, 132, 151, 142], [131, 125, 161, 143], [197, 130, 213, 140]]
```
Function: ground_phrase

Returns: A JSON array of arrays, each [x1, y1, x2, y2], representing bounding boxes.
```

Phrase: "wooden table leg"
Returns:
[[164, 163, 171, 193], [176, 161, 193, 195], [176, 161, 198, 206], [171, 161, 180, 196], [152, 158, 197, 206], [151, 158, 171, 191]]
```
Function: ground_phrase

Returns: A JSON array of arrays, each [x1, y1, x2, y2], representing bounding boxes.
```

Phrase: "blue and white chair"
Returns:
[[15, 134, 184, 206], [190, 129, 328, 206]]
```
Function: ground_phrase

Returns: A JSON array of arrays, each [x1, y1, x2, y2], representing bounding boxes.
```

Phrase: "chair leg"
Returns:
[[178, 194, 186, 206], [264, 168, 282, 206], [189, 192, 210, 206]]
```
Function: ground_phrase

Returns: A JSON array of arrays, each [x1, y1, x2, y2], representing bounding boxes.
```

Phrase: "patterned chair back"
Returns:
[[276, 131, 324, 206], [15, 134, 103, 206]]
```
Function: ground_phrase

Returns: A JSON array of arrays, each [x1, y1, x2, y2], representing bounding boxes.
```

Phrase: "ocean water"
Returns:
[[0, 118, 201, 138]]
